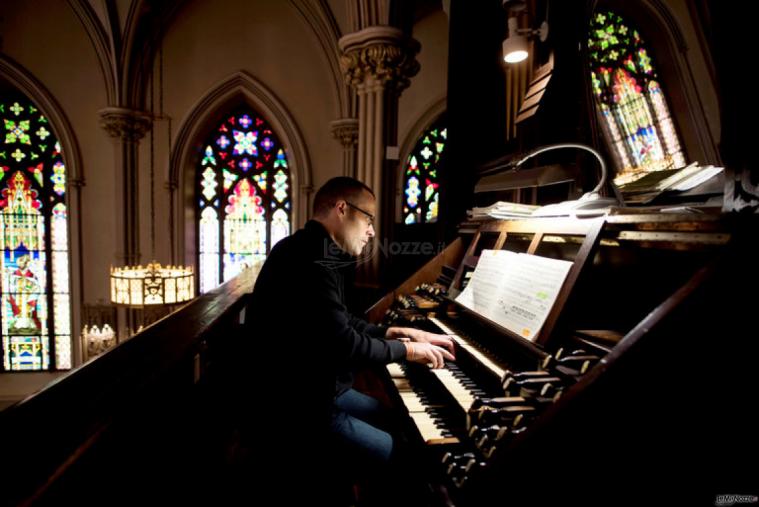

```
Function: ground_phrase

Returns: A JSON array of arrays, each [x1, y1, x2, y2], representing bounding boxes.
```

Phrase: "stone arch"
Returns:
[[0, 55, 85, 365], [590, 0, 720, 165], [171, 71, 313, 268]]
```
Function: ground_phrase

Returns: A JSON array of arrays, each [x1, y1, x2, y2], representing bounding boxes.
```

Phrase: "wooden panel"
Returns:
[[365, 239, 465, 323], [535, 218, 605, 347], [0, 268, 259, 506], [522, 78, 550, 103], [480, 216, 601, 236], [452, 231, 482, 291], [526, 231, 545, 254], [516, 59, 553, 125], [515, 104, 540, 124]]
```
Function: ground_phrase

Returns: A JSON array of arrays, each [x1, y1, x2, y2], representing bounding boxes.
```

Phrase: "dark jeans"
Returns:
[[330, 388, 395, 467], [328, 389, 431, 506]]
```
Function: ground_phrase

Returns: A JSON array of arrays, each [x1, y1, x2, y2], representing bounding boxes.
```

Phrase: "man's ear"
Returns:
[[335, 200, 347, 217]]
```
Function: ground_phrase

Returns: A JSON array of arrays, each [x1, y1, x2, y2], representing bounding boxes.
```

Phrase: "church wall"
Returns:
[[655, 0, 720, 160], [153, 0, 343, 271], [326, 0, 352, 36], [398, 8, 449, 148]]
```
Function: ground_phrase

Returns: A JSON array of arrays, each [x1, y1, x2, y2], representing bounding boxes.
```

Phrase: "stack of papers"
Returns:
[[617, 163, 723, 204], [468, 201, 541, 220]]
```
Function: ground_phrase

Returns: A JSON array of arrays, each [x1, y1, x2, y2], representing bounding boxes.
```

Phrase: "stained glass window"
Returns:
[[197, 108, 291, 293], [403, 116, 446, 224], [588, 11, 686, 184], [1, 94, 71, 371]]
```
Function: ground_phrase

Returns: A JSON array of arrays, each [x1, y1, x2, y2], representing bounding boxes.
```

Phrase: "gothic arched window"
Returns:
[[1, 94, 71, 371], [197, 108, 291, 293], [588, 10, 686, 183], [403, 116, 446, 224]]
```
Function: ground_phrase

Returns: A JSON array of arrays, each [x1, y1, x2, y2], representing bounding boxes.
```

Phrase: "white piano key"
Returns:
[[431, 368, 476, 412], [428, 316, 507, 379], [387, 363, 458, 444]]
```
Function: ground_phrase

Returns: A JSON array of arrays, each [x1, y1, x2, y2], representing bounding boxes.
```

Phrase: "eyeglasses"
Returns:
[[346, 202, 375, 226]]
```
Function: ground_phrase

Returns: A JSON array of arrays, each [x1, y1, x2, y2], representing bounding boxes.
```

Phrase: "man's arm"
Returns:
[[308, 267, 453, 368], [309, 266, 405, 366], [344, 315, 455, 355], [346, 313, 387, 338]]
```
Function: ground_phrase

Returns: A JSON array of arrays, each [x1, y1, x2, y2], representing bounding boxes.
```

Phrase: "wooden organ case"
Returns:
[[367, 213, 758, 506]]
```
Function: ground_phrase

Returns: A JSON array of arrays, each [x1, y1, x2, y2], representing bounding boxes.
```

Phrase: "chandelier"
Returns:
[[111, 262, 194, 306], [110, 45, 194, 307]]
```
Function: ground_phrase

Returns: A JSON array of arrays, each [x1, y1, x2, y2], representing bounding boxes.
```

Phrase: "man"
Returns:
[[242, 176, 454, 502]]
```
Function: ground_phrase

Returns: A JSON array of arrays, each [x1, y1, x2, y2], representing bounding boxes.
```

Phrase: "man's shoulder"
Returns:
[[267, 227, 320, 259], [251, 228, 339, 296], [256, 228, 330, 280]]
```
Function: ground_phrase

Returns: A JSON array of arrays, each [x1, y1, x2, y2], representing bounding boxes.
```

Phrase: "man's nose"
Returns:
[[367, 224, 375, 237]]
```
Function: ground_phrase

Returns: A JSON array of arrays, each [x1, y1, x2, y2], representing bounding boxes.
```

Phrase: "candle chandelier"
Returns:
[[110, 262, 194, 306]]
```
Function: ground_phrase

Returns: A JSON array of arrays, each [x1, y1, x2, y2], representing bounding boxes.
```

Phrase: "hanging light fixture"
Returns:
[[110, 262, 194, 306], [502, 0, 549, 64], [110, 44, 195, 307]]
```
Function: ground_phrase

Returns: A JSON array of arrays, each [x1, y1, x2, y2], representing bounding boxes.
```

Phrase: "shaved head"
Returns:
[[312, 177, 374, 218]]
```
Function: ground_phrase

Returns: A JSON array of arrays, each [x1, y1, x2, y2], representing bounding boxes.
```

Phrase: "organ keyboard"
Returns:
[[426, 316, 507, 379], [367, 212, 755, 505], [386, 362, 459, 445]]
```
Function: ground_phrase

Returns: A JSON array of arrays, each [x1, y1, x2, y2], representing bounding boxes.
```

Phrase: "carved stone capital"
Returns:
[[98, 107, 153, 142], [330, 118, 359, 148], [338, 26, 420, 92]]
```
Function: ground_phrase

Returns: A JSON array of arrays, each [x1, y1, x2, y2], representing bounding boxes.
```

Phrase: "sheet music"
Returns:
[[492, 253, 573, 340], [670, 165, 723, 191], [455, 250, 573, 341], [455, 250, 516, 312]]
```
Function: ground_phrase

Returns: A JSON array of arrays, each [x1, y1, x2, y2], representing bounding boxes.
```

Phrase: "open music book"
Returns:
[[455, 250, 573, 341], [617, 163, 724, 204]]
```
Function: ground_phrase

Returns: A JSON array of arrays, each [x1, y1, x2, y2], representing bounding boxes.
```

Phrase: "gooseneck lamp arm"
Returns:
[[513, 142, 608, 195]]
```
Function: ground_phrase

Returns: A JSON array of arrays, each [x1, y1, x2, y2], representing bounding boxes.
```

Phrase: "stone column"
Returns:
[[99, 107, 152, 338], [69, 176, 86, 365], [330, 118, 359, 177], [339, 27, 419, 282], [164, 180, 178, 264], [98, 107, 152, 267]]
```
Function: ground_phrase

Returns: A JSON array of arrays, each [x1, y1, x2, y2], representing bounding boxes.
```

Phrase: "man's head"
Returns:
[[312, 177, 376, 256]]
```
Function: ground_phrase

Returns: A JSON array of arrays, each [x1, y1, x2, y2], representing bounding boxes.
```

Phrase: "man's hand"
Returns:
[[388, 326, 456, 357], [401, 340, 455, 369]]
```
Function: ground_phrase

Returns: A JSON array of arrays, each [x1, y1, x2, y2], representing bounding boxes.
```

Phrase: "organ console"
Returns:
[[366, 211, 756, 505]]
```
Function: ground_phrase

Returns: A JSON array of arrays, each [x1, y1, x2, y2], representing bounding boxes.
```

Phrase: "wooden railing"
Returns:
[[0, 268, 258, 507]]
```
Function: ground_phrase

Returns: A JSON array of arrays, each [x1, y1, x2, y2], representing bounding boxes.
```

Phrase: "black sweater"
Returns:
[[245, 220, 406, 419]]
